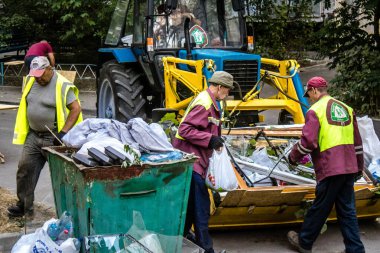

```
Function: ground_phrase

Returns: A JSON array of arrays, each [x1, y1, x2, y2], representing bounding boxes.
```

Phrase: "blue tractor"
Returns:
[[97, 0, 308, 125]]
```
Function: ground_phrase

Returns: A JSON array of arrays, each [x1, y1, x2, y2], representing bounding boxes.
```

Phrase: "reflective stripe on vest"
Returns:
[[13, 72, 83, 145], [175, 90, 219, 140], [310, 95, 354, 152]]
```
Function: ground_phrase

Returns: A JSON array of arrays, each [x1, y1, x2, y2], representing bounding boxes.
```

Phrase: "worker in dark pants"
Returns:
[[8, 56, 82, 217], [173, 71, 234, 253], [287, 77, 365, 253]]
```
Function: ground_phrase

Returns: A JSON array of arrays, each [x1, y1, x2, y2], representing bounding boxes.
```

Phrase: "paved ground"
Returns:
[[1, 63, 380, 252]]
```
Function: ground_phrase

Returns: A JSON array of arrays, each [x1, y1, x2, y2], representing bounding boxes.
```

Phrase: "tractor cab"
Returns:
[[152, 0, 244, 49], [98, 0, 307, 126], [104, 0, 246, 50]]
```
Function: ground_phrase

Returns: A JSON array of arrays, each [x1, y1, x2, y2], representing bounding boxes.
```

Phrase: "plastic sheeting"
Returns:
[[63, 118, 174, 154], [126, 118, 174, 153], [357, 116, 380, 167], [62, 118, 138, 150]]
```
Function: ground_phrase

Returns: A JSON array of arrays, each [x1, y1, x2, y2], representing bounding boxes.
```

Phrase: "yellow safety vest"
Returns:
[[310, 95, 354, 152], [175, 90, 221, 140], [13, 73, 83, 145]]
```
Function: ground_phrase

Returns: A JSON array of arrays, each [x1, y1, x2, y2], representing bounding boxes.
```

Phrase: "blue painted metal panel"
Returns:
[[179, 49, 261, 86], [98, 48, 137, 63], [290, 67, 309, 116]]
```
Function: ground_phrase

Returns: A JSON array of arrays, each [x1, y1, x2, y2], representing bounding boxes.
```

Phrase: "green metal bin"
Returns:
[[45, 147, 194, 252]]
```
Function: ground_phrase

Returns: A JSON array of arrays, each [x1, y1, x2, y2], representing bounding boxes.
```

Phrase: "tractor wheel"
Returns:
[[97, 61, 146, 122]]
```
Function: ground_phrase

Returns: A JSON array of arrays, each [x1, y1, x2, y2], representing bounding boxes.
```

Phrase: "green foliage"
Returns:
[[0, 14, 37, 47], [159, 113, 179, 126], [245, 139, 257, 157], [0, 0, 117, 52], [318, 0, 380, 116], [247, 0, 316, 59], [49, 0, 117, 42], [122, 144, 142, 168]]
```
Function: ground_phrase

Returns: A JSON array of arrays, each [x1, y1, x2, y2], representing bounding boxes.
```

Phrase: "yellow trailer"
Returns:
[[208, 128, 380, 228], [209, 183, 380, 229]]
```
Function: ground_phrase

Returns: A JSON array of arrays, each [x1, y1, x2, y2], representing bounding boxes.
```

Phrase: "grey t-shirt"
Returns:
[[27, 72, 76, 132]]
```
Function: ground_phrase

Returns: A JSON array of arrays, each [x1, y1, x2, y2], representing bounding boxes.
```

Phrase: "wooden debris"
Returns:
[[0, 104, 18, 110], [222, 126, 303, 137]]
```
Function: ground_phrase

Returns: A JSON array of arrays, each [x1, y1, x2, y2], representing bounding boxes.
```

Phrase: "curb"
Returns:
[[0, 224, 47, 252], [0, 232, 22, 252]]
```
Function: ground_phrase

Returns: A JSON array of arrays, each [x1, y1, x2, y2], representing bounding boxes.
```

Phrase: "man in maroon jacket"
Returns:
[[173, 71, 234, 253], [24, 40, 55, 70], [287, 77, 365, 253]]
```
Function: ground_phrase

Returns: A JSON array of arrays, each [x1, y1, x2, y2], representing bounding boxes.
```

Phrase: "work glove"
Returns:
[[53, 131, 66, 146], [355, 171, 363, 182], [208, 135, 224, 150]]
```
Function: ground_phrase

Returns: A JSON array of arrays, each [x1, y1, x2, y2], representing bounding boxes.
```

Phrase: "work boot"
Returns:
[[7, 205, 33, 218], [287, 231, 312, 253]]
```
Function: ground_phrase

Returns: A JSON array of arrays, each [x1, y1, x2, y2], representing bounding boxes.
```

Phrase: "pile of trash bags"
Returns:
[[12, 211, 80, 253], [62, 118, 184, 167]]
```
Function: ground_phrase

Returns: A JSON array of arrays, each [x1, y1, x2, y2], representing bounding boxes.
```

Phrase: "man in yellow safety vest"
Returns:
[[287, 77, 365, 253], [8, 56, 82, 217], [173, 71, 234, 253]]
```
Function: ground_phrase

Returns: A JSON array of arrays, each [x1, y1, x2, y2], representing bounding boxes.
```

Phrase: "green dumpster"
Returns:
[[45, 147, 195, 252]]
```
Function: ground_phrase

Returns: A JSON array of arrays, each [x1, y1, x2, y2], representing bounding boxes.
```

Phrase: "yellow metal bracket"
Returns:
[[163, 57, 209, 112]]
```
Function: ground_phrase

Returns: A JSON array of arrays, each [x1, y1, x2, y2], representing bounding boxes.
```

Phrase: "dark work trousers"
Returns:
[[299, 173, 365, 253], [16, 130, 54, 211], [184, 171, 214, 253]]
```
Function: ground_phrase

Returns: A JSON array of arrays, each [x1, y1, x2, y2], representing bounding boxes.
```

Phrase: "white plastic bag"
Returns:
[[32, 228, 63, 252], [368, 157, 380, 183], [357, 116, 380, 167], [11, 233, 36, 253], [206, 145, 238, 192], [32, 228, 79, 253]]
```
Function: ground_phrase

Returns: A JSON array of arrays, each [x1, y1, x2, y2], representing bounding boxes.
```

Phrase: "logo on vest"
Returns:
[[331, 102, 349, 122]]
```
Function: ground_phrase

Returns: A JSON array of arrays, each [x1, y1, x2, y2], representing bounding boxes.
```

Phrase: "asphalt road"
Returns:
[[1, 108, 380, 252]]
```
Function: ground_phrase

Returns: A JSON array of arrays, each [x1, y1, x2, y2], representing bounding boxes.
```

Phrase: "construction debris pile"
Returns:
[[224, 132, 316, 186], [220, 116, 380, 187]]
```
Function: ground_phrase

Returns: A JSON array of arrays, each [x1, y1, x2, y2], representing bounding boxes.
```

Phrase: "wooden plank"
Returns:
[[232, 165, 249, 190], [220, 190, 246, 207], [222, 129, 302, 137], [256, 139, 289, 147], [354, 187, 375, 200], [278, 191, 308, 205], [237, 189, 308, 207], [0, 104, 18, 110], [57, 70, 76, 83], [237, 189, 282, 207], [4, 60, 24, 66]]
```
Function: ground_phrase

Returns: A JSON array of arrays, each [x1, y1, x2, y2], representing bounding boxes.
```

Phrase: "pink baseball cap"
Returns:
[[29, 56, 50, 77], [303, 76, 328, 97]]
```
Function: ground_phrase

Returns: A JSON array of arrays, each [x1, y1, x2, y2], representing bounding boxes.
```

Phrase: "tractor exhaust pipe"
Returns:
[[184, 17, 192, 60]]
